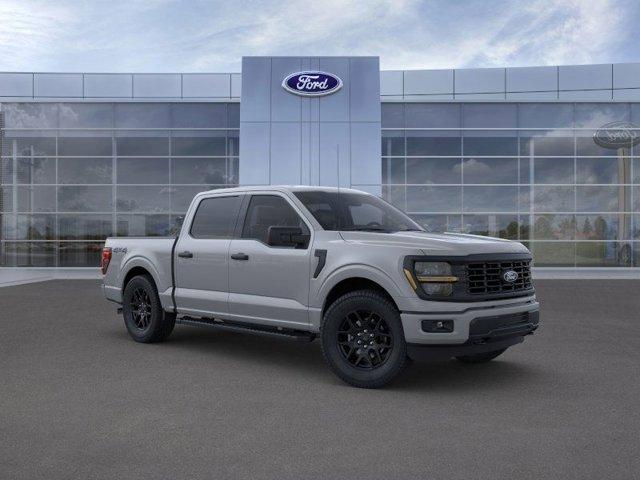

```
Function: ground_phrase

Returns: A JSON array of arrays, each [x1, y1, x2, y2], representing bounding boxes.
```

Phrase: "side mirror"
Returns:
[[267, 226, 310, 248]]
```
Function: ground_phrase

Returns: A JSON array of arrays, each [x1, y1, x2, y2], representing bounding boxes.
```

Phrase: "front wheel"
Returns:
[[122, 274, 175, 343], [321, 290, 407, 388], [455, 348, 507, 364]]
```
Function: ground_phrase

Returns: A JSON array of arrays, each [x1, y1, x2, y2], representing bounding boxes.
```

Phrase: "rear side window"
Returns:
[[242, 195, 309, 244], [190, 195, 241, 238]]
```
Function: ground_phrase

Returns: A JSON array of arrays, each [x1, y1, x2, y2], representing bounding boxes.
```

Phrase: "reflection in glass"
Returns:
[[58, 186, 113, 212], [381, 131, 404, 156], [59, 214, 113, 240], [58, 158, 112, 184], [406, 132, 461, 156], [463, 104, 517, 128], [16, 157, 56, 184], [381, 185, 405, 210], [462, 157, 517, 184], [2, 103, 58, 128], [116, 186, 171, 213], [519, 135, 573, 156], [575, 214, 628, 241], [530, 242, 575, 267], [58, 104, 113, 128], [406, 158, 461, 184], [58, 137, 113, 156], [117, 158, 170, 184], [534, 186, 575, 212], [463, 186, 518, 213], [533, 214, 575, 240], [410, 214, 461, 233], [171, 158, 227, 184], [114, 104, 171, 128], [576, 186, 629, 212], [116, 214, 171, 237], [382, 158, 405, 184], [533, 158, 574, 184], [17, 186, 56, 212], [14, 215, 55, 240], [405, 104, 460, 128], [381, 104, 404, 128], [3, 136, 56, 156], [464, 136, 518, 156], [170, 186, 217, 213], [576, 157, 626, 184], [576, 242, 631, 267], [518, 104, 573, 129], [1, 242, 56, 267], [116, 136, 169, 156], [171, 135, 226, 156], [462, 214, 519, 239], [58, 242, 103, 267], [170, 103, 227, 128], [406, 186, 462, 213]]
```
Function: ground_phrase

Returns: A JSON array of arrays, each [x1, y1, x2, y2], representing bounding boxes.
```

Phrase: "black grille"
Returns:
[[466, 258, 532, 295]]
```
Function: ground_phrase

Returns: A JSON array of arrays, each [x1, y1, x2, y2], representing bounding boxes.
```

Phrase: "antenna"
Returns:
[[336, 143, 340, 193]]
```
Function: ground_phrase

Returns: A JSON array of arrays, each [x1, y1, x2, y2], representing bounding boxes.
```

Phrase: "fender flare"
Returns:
[[119, 255, 163, 292]]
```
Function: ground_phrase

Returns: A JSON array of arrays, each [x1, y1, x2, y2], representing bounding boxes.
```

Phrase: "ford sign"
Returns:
[[502, 270, 518, 283], [593, 121, 640, 149], [282, 71, 343, 97]]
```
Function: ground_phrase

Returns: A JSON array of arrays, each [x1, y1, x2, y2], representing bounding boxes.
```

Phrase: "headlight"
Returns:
[[412, 261, 457, 296]]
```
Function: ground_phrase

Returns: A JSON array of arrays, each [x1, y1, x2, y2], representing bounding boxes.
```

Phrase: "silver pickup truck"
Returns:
[[102, 186, 540, 388]]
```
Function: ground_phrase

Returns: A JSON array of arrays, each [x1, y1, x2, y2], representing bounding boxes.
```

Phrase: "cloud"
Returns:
[[0, 0, 636, 72]]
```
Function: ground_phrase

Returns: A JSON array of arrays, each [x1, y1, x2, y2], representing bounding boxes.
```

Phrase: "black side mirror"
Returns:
[[267, 226, 310, 248]]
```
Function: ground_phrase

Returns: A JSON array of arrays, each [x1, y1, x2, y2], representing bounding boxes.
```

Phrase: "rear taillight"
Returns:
[[101, 247, 112, 275]]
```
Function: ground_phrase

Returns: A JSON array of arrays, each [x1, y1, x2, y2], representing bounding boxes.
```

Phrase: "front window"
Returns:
[[294, 191, 423, 233]]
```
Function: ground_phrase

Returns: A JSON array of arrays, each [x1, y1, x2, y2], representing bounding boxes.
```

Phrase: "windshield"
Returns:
[[294, 191, 424, 233]]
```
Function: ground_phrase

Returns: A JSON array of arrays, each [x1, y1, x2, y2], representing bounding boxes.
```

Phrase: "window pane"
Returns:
[[58, 242, 103, 267], [381, 103, 404, 128], [406, 131, 461, 156], [1, 186, 12, 211], [116, 186, 170, 213], [58, 158, 112, 184], [462, 157, 517, 184], [381, 131, 404, 156], [463, 134, 518, 156], [406, 158, 461, 184], [576, 157, 627, 184], [227, 130, 239, 157], [406, 104, 460, 128], [382, 158, 405, 184], [533, 214, 576, 240], [16, 157, 56, 184], [576, 242, 631, 267], [14, 214, 55, 240], [1, 242, 56, 267], [462, 214, 519, 239], [533, 186, 575, 212], [171, 158, 227, 184], [519, 134, 574, 156], [576, 134, 627, 156], [114, 104, 170, 128], [58, 103, 113, 128], [58, 214, 112, 240], [576, 214, 629, 241], [170, 186, 216, 213], [17, 186, 56, 212], [518, 104, 574, 129], [2, 104, 58, 128], [116, 136, 168, 156], [171, 134, 226, 156], [58, 137, 113, 156], [58, 186, 113, 212], [574, 103, 630, 128], [117, 158, 169, 184], [533, 158, 574, 184], [382, 185, 405, 210], [190, 195, 241, 238], [464, 104, 517, 128], [530, 242, 575, 267], [463, 186, 518, 212], [228, 104, 240, 127], [576, 186, 629, 212], [116, 214, 171, 237], [3, 136, 56, 156], [410, 214, 461, 233], [406, 186, 462, 213], [242, 195, 307, 243], [171, 103, 227, 128]]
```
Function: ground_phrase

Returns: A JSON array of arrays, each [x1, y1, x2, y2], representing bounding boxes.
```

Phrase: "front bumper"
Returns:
[[400, 298, 540, 345]]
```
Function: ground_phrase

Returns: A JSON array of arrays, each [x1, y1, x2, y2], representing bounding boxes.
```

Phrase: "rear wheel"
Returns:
[[122, 275, 175, 343], [455, 348, 507, 364], [321, 290, 407, 388]]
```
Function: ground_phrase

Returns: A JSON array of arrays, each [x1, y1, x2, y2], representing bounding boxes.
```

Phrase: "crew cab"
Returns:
[[101, 186, 540, 388]]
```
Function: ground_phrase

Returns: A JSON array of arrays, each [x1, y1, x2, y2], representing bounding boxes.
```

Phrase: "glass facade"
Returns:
[[0, 102, 239, 267], [382, 103, 640, 267], [1, 100, 639, 268]]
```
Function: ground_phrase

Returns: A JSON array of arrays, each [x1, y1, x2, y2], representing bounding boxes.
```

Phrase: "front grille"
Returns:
[[466, 258, 532, 295]]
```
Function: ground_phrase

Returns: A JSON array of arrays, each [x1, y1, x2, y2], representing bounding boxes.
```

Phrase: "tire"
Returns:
[[455, 348, 507, 364], [122, 274, 175, 343], [321, 290, 407, 388]]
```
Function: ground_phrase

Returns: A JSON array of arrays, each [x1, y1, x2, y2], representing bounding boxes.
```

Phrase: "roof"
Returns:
[[196, 185, 369, 196]]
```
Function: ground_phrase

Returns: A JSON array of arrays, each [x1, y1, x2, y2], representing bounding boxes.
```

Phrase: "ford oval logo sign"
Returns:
[[502, 270, 519, 283], [282, 71, 343, 97], [593, 121, 640, 149]]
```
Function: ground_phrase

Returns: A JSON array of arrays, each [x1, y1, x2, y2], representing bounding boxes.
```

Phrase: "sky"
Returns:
[[0, 0, 638, 73]]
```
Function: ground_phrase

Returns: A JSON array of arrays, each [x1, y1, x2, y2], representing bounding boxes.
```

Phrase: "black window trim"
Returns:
[[188, 193, 243, 240], [237, 192, 313, 249]]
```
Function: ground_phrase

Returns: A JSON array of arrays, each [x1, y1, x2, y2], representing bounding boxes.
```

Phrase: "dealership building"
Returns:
[[1, 56, 639, 275]]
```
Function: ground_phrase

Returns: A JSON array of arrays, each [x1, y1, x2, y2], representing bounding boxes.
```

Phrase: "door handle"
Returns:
[[178, 251, 194, 258], [230, 253, 249, 261]]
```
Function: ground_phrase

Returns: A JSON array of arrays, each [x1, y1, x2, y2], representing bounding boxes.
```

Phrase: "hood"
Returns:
[[339, 231, 529, 256]]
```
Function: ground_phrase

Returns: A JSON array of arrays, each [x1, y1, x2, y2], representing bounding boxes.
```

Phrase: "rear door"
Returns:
[[173, 194, 242, 317], [227, 193, 312, 328]]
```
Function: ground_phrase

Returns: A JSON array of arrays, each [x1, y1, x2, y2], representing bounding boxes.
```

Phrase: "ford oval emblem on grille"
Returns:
[[503, 270, 518, 283], [282, 71, 343, 97]]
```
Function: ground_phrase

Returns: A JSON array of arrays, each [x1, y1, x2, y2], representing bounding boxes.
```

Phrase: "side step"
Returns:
[[176, 316, 316, 343]]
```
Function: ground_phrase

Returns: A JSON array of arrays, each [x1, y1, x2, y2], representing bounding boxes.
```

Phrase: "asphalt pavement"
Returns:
[[1, 279, 639, 479]]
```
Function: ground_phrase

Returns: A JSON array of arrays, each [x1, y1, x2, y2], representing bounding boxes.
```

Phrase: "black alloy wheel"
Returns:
[[337, 310, 393, 370]]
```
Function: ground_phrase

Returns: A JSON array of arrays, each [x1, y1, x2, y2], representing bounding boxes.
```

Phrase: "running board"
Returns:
[[176, 316, 316, 343]]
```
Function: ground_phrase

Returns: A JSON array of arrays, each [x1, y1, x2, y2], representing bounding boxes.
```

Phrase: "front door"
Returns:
[[228, 193, 312, 328], [174, 194, 242, 317]]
